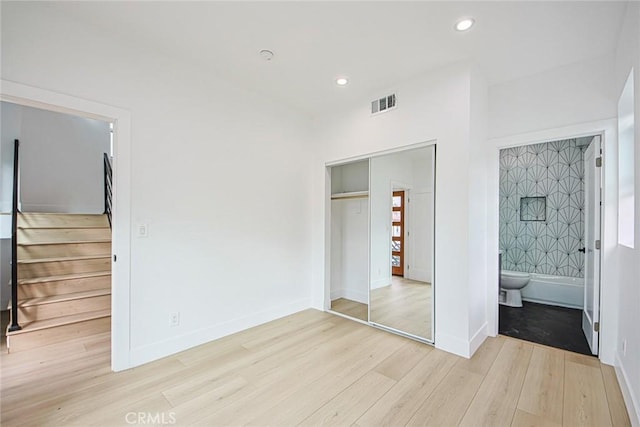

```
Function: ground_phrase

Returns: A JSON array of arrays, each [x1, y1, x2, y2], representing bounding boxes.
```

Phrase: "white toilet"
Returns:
[[500, 270, 530, 307]]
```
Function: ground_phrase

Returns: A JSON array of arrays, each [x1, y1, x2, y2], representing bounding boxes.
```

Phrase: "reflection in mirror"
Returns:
[[370, 145, 435, 341], [329, 159, 369, 321]]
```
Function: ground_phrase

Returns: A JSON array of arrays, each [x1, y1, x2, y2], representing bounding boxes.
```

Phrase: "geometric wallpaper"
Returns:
[[499, 139, 587, 278]]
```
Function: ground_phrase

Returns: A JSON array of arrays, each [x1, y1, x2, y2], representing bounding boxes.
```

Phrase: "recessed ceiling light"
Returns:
[[455, 17, 475, 32], [336, 77, 349, 86]]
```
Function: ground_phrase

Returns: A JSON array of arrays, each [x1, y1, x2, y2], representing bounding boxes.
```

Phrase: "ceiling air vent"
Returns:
[[371, 93, 397, 115]]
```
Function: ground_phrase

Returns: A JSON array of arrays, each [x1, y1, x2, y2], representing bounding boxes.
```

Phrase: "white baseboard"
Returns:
[[330, 288, 368, 304], [371, 277, 390, 290], [436, 332, 469, 358], [129, 298, 310, 368], [615, 353, 640, 427], [436, 323, 488, 359], [469, 322, 488, 357]]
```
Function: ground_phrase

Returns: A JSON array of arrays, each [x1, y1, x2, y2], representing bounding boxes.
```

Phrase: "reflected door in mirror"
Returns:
[[392, 191, 404, 276]]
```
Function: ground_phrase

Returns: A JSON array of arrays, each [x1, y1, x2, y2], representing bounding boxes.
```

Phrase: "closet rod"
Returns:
[[331, 194, 369, 200]]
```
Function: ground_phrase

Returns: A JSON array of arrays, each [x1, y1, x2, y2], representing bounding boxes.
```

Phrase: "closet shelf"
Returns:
[[331, 191, 369, 200]]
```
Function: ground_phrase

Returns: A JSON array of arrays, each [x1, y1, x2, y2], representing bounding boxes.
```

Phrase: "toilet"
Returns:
[[500, 270, 530, 307]]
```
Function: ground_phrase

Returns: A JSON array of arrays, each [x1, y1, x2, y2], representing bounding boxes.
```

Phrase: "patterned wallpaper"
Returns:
[[499, 139, 586, 278]]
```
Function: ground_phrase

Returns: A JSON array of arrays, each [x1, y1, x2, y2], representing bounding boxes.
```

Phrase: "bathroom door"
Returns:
[[582, 136, 601, 355]]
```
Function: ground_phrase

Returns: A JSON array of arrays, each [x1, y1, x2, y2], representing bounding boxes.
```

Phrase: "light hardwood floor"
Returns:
[[330, 298, 368, 321], [371, 277, 432, 340], [0, 309, 630, 426]]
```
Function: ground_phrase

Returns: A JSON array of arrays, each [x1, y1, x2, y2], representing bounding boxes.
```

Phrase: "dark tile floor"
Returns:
[[499, 301, 594, 356]]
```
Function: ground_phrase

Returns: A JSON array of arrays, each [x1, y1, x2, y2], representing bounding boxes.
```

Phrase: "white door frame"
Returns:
[[1, 80, 132, 371], [487, 119, 618, 365]]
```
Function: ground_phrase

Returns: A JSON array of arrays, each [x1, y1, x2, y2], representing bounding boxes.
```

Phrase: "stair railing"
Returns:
[[103, 153, 112, 228], [9, 139, 21, 332]]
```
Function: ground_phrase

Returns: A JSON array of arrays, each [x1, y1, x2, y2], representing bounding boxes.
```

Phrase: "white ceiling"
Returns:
[[48, 1, 628, 117]]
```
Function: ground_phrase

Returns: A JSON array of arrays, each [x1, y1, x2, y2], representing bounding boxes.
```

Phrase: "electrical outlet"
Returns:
[[137, 223, 149, 238], [622, 339, 627, 356], [170, 312, 180, 327]]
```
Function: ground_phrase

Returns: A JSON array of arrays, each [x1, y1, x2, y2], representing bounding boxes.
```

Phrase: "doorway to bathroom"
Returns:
[[498, 135, 602, 356]]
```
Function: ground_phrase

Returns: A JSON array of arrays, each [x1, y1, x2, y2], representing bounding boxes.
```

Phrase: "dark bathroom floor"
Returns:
[[499, 301, 594, 356]]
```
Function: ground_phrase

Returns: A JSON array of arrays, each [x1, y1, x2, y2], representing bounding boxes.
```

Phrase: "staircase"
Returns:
[[6, 212, 111, 352]]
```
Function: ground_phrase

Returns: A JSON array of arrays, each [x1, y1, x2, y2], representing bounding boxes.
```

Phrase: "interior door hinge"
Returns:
[[594, 322, 599, 332], [595, 240, 601, 250], [596, 157, 602, 167], [113, 254, 117, 262]]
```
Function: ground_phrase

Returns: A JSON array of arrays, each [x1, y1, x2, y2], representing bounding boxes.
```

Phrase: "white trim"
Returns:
[[487, 119, 617, 365], [615, 353, 640, 427], [469, 322, 488, 357], [1, 80, 133, 372], [325, 139, 437, 167], [435, 331, 471, 358], [330, 288, 368, 305]]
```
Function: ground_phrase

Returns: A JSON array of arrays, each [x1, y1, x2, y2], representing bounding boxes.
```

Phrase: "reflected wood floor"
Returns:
[[330, 298, 368, 321], [1, 309, 631, 426], [371, 277, 431, 340]]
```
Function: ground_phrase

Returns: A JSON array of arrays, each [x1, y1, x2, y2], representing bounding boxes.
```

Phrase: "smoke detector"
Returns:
[[260, 49, 274, 61]]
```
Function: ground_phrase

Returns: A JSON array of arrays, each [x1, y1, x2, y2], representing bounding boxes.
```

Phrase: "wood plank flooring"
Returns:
[[330, 298, 368, 321], [370, 277, 431, 340], [0, 309, 631, 426]]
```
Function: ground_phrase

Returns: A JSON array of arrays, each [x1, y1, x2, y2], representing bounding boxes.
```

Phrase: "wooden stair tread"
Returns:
[[15, 289, 111, 308], [18, 254, 111, 264], [6, 309, 110, 335], [18, 226, 110, 230], [16, 271, 111, 285], [18, 239, 111, 246], [18, 213, 110, 229]]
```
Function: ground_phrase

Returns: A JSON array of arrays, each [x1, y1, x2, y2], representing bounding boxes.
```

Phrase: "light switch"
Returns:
[[137, 223, 149, 237]]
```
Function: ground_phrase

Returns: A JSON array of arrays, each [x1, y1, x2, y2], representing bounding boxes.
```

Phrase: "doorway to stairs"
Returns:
[[1, 101, 113, 354], [0, 82, 131, 371]]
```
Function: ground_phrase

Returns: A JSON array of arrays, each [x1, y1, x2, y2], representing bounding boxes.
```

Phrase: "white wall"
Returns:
[[0, 102, 21, 310], [1, 102, 110, 214], [312, 62, 490, 358], [409, 150, 434, 283], [1, 2, 314, 366], [612, 2, 640, 424], [330, 198, 369, 303], [489, 54, 616, 139]]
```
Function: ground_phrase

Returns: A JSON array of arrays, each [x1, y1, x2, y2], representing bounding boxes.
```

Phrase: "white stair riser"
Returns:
[[16, 295, 111, 322], [18, 228, 111, 244], [18, 242, 111, 259], [19, 275, 111, 298], [7, 316, 111, 352], [19, 258, 111, 279]]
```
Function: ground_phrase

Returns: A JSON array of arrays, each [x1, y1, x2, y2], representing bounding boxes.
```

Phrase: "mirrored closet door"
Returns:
[[328, 144, 435, 343], [369, 145, 435, 341], [329, 159, 370, 321]]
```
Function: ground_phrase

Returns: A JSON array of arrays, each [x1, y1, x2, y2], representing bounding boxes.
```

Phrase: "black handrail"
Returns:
[[8, 139, 21, 332], [103, 153, 112, 228]]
